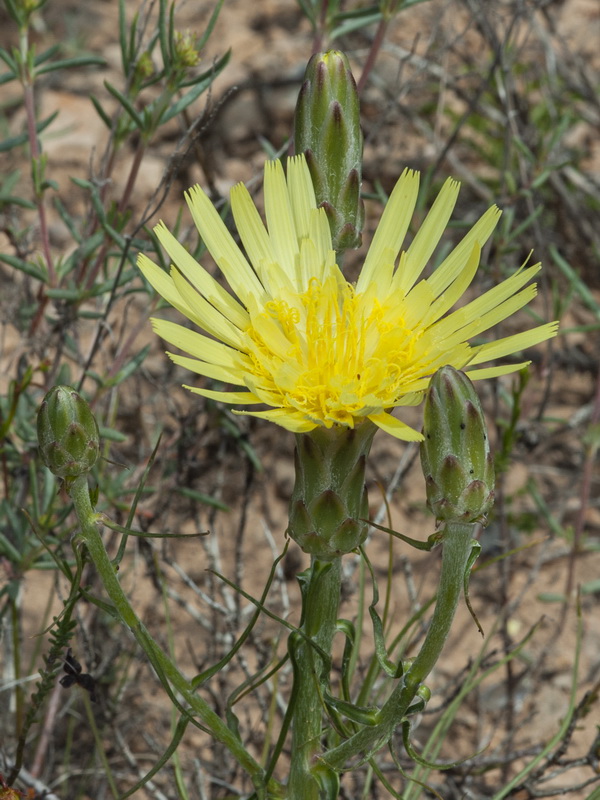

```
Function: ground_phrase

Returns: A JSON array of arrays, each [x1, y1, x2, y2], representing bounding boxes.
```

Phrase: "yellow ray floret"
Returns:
[[138, 155, 558, 441]]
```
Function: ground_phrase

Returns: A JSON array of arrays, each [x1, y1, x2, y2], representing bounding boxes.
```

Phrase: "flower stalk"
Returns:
[[288, 558, 342, 800], [320, 520, 477, 771], [66, 475, 273, 795], [286, 422, 376, 795]]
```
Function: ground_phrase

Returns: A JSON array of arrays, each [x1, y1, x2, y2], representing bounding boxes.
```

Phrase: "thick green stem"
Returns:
[[68, 476, 272, 796], [288, 557, 342, 800], [322, 522, 475, 770]]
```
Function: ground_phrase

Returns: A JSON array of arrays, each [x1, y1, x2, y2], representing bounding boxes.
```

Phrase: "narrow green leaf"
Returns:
[[175, 487, 229, 511], [581, 580, 600, 596], [296, 0, 317, 26], [100, 221, 127, 249], [168, 2, 176, 65], [160, 80, 209, 124], [162, 52, 231, 124], [45, 287, 84, 300], [504, 203, 543, 242], [118, 716, 190, 799], [103, 80, 144, 129], [0, 48, 17, 73], [97, 425, 128, 443], [360, 547, 403, 678], [0, 253, 46, 281], [107, 344, 151, 387], [0, 110, 59, 152], [32, 44, 61, 67], [53, 197, 82, 245], [1, 170, 22, 195], [127, 11, 140, 77], [3, 0, 24, 26], [0, 532, 22, 563], [512, 134, 536, 163], [330, 10, 382, 38], [537, 592, 567, 603], [0, 195, 36, 210], [118, 0, 128, 74], [197, 0, 226, 49], [158, 0, 170, 69], [70, 176, 107, 223], [36, 55, 106, 76], [0, 71, 18, 87]]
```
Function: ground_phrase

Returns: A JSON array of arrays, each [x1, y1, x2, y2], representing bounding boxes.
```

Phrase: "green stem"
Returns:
[[288, 557, 342, 800], [68, 476, 273, 797], [322, 522, 475, 771]]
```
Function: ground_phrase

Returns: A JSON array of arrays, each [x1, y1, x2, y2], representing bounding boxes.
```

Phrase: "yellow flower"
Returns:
[[138, 156, 558, 441]]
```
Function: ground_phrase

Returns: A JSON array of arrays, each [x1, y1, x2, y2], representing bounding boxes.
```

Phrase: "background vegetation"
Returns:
[[0, 0, 599, 797]]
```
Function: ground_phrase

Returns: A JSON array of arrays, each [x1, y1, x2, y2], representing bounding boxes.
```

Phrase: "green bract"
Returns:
[[420, 366, 495, 523], [37, 386, 100, 479], [288, 423, 376, 559], [294, 50, 364, 250]]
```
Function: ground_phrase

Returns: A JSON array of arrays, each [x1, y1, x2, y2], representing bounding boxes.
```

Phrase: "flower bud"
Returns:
[[37, 386, 100, 479], [420, 367, 494, 524], [173, 30, 200, 68], [288, 423, 376, 559], [294, 50, 364, 251]]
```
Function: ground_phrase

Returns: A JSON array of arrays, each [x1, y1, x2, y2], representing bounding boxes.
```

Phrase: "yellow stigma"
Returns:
[[243, 273, 426, 429]]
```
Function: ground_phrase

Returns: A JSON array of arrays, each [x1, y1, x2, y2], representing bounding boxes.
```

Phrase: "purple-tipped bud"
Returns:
[[420, 367, 495, 524], [37, 386, 100, 479], [294, 50, 364, 251]]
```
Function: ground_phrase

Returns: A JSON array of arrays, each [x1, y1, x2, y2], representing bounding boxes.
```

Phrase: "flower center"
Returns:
[[243, 276, 425, 427]]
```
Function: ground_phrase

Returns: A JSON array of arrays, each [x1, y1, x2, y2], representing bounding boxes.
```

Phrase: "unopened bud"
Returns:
[[173, 31, 200, 68], [37, 386, 100, 479], [288, 423, 376, 559], [294, 50, 364, 250], [420, 367, 495, 524]]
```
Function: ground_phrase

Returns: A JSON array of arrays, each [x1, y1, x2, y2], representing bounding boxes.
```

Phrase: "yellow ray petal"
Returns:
[[398, 177, 461, 293], [418, 243, 481, 328], [185, 185, 265, 301], [154, 222, 249, 330], [287, 155, 317, 239], [436, 288, 539, 352], [468, 322, 559, 364], [368, 411, 424, 441], [170, 267, 245, 350], [234, 407, 318, 433], [264, 160, 299, 274], [185, 385, 263, 404], [306, 208, 335, 283], [425, 205, 501, 296], [167, 352, 245, 384], [356, 169, 420, 293], [463, 362, 531, 381], [247, 311, 298, 361], [150, 318, 245, 368], [430, 267, 541, 341], [138, 254, 205, 326], [230, 181, 276, 275]]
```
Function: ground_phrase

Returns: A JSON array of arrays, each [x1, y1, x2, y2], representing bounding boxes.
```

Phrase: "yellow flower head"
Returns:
[[138, 156, 558, 441]]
